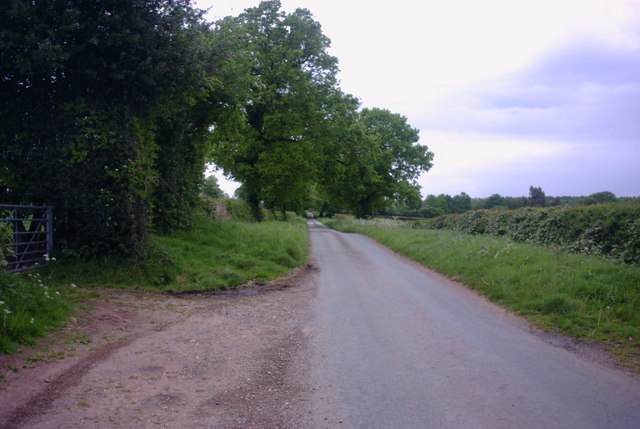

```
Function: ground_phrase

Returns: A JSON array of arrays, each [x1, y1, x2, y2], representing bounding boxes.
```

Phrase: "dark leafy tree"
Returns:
[[528, 186, 546, 207], [450, 192, 472, 213], [485, 194, 506, 209], [0, 0, 218, 258], [338, 108, 432, 218], [201, 175, 226, 199], [209, 0, 339, 219], [581, 191, 617, 205]]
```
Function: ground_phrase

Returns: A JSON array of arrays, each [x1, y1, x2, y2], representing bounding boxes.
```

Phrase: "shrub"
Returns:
[[0, 222, 13, 269], [418, 203, 640, 263]]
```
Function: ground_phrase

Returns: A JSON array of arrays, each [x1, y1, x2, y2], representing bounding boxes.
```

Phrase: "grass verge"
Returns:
[[324, 217, 640, 370], [0, 215, 308, 353]]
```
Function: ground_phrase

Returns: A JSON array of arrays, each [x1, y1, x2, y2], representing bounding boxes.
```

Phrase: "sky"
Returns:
[[196, 0, 640, 198]]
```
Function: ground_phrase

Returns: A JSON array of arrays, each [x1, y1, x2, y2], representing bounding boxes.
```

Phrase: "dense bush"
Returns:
[[417, 203, 640, 263], [198, 196, 297, 223], [0, 222, 12, 269], [0, 1, 221, 259]]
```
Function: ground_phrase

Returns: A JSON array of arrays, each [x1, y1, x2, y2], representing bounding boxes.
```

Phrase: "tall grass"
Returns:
[[324, 217, 640, 368], [0, 270, 72, 353], [151, 217, 308, 291], [49, 216, 308, 292]]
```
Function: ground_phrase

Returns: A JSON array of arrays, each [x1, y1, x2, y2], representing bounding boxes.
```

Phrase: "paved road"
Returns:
[[307, 219, 640, 429]]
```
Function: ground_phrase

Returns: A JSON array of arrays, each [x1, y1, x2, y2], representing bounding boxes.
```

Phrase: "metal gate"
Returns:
[[1, 204, 54, 272]]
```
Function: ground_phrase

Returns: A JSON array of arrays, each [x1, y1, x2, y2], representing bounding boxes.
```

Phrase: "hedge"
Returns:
[[417, 203, 640, 264]]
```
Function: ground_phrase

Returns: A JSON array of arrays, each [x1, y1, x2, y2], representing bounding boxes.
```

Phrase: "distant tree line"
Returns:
[[373, 186, 638, 219], [1, 0, 433, 259]]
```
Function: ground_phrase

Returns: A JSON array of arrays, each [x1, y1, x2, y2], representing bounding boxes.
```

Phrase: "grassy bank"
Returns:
[[49, 216, 308, 292], [324, 217, 640, 369], [1, 214, 308, 353]]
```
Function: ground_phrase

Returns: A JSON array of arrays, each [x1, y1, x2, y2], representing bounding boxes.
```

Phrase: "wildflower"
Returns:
[[4, 309, 11, 315], [0, 300, 4, 306], [30, 318, 34, 324], [55, 291, 60, 296], [51, 257, 56, 262], [71, 283, 77, 288]]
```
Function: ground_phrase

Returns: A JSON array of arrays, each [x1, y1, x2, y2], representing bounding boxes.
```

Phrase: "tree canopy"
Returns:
[[1, 0, 435, 259]]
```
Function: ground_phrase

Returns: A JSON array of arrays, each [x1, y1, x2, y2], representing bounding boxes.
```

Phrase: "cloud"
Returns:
[[446, 34, 640, 143], [417, 30, 640, 197], [413, 25, 640, 140]]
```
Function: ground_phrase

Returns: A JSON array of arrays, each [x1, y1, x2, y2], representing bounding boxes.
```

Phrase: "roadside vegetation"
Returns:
[[323, 216, 640, 369], [419, 202, 640, 264], [0, 199, 308, 353]]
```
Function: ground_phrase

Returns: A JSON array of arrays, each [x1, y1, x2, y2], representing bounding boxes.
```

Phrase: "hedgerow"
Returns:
[[417, 203, 640, 263]]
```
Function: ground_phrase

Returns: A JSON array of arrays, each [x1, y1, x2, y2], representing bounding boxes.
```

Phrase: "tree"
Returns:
[[420, 194, 449, 218], [209, 1, 339, 219], [201, 175, 226, 199], [581, 191, 617, 205], [485, 194, 506, 209], [450, 192, 472, 213], [528, 186, 546, 207], [0, 0, 217, 258], [344, 108, 433, 218]]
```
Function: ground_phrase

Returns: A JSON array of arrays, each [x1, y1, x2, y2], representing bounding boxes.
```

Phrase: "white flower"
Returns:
[[55, 291, 60, 296], [4, 309, 11, 315], [30, 318, 35, 324], [51, 257, 56, 262], [0, 300, 4, 306], [71, 283, 77, 288]]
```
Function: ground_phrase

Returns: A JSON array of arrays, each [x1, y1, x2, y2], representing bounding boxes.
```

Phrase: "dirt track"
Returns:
[[0, 266, 316, 429]]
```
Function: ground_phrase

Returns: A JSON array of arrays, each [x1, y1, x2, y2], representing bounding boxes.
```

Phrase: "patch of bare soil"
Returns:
[[0, 264, 317, 429]]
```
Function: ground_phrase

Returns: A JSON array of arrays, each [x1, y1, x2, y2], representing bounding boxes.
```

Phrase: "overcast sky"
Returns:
[[197, 0, 640, 198]]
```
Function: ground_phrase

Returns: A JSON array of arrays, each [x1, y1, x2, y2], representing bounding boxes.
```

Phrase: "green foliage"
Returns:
[[485, 193, 506, 209], [0, 271, 72, 353], [201, 195, 276, 222], [209, 1, 339, 217], [528, 186, 546, 207], [324, 218, 640, 366], [419, 203, 640, 263], [153, 216, 307, 291], [318, 102, 433, 218], [50, 215, 307, 293], [201, 175, 226, 199], [419, 193, 471, 218], [0, 0, 221, 258], [0, 222, 12, 269], [581, 191, 618, 205]]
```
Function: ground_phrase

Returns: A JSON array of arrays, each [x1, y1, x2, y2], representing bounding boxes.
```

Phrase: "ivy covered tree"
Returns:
[[0, 0, 220, 258]]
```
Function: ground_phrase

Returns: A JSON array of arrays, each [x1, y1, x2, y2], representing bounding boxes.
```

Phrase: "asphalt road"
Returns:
[[307, 219, 640, 429]]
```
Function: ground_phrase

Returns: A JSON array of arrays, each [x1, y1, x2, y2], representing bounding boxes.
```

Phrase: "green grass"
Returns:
[[151, 217, 308, 292], [0, 270, 72, 353], [0, 214, 308, 353], [47, 216, 308, 293], [324, 217, 640, 369]]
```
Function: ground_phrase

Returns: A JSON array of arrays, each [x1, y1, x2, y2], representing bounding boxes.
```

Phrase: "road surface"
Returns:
[[307, 219, 640, 428]]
